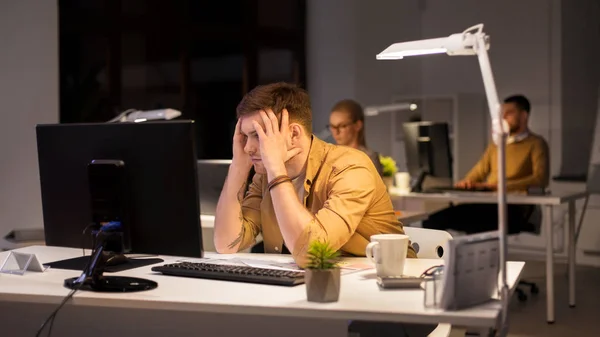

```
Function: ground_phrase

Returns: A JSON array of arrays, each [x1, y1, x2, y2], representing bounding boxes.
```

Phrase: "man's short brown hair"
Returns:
[[236, 82, 312, 134]]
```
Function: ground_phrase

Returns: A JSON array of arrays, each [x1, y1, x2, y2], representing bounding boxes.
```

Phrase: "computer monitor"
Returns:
[[36, 121, 203, 267], [402, 121, 453, 191], [197, 159, 231, 215]]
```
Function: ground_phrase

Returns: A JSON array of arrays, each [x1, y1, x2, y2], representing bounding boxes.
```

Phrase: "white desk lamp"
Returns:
[[107, 108, 182, 123], [364, 102, 418, 116], [377, 23, 510, 335]]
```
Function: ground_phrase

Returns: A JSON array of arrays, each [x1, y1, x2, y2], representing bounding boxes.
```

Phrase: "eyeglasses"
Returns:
[[326, 122, 355, 132]]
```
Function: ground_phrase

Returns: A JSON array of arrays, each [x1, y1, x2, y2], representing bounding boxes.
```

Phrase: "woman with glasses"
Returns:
[[328, 99, 384, 176]]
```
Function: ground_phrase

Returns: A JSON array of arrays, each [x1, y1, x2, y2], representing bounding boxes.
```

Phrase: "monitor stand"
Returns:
[[410, 170, 429, 192], [64, 274, 157, 292], [64, 245, 157, 293], [44, 252, 163, 273], [103, 251, 129, 267]]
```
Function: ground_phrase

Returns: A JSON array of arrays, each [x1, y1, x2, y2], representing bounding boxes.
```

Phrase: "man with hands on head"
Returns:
[[213, 82, 416, 267], [454, 95, 548, 192]]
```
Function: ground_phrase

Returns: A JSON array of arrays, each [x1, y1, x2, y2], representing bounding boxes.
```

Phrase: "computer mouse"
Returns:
[[105, 253, 129, 266]]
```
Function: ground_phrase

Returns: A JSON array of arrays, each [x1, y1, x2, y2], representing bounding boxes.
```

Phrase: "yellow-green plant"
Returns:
[[306, 240, 340, 269], [379, 155, 398, 177]]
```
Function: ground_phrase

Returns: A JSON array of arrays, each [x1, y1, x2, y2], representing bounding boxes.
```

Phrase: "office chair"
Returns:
[[402, 226, 452, 259]]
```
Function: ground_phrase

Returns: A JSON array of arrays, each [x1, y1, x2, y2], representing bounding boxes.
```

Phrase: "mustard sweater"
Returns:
[[464, 133, 550, 192]]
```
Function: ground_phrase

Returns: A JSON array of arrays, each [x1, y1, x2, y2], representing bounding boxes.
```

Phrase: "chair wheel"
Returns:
[[530, 284, 539, 295], [517, 292, 528, 302]]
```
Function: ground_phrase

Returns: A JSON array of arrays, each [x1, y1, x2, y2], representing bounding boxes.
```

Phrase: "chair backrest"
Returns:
[[403, 227, 453, 259]]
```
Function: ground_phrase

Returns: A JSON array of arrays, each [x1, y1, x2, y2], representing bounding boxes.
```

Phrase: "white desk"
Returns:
[[0, 246, 524, 337], [390, 189, 588, 324]]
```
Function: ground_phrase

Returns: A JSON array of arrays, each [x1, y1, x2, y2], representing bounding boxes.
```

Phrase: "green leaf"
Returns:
[[306, 240, 341, 269], [379, 155, 398, 177]]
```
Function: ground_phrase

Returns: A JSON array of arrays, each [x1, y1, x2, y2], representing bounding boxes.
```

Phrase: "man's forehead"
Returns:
[[240, 113, 263, 133], [502, 102, 519, 111]]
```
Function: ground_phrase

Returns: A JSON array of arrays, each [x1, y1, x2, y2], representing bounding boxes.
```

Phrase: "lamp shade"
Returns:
[[364, 103, 417, 116], [376, 26, 490, 60]]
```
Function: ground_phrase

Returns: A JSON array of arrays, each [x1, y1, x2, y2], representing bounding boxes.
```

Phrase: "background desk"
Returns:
[[0, 246, 524, 337], [390, 189, 588, 324]]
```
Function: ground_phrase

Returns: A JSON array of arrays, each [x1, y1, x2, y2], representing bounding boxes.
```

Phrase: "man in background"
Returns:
[[423, 94, 550, 234]]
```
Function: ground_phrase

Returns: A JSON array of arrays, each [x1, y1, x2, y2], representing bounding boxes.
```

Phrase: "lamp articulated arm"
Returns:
[[474, 30, 510, 337]]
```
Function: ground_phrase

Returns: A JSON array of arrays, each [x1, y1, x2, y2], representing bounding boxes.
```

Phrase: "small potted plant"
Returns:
[[379, 155, 398, 190], [305, 240, 341, 303]]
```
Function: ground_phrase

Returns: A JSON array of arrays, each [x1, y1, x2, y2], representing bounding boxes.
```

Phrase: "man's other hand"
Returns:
[[477, 182, 497, 191], [455, 180, 474, 189], [232, 118, 253, 170], [455, 180, 496, 190]]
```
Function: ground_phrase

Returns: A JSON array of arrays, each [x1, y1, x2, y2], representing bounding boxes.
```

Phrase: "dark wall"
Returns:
[[59, 0, 306, 159]]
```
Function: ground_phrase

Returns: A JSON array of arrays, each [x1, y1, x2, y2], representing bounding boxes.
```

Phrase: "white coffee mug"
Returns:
[[365, 234, 409, 277], [395, 172, 410, 192]]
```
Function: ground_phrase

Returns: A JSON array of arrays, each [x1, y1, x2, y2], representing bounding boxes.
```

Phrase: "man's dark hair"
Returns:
[[236, 82, 312, 134], [503, 95, 531, 113]]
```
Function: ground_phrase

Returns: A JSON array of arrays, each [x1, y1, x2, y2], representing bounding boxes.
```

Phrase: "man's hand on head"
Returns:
[[231, 117, 253, 171], [252, 109, 302, 180]]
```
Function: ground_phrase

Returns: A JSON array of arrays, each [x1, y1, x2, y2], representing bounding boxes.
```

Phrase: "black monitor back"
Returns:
[[403, 122, 453, 179], [36, 121, 203, 258]]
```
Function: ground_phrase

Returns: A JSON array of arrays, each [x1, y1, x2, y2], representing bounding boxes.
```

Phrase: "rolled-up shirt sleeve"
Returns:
[[237, 173, 263, 251], [292, 164, 375, 265]]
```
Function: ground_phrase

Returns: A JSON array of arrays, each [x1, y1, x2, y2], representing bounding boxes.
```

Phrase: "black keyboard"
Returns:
[[151, 262, 305, 286]]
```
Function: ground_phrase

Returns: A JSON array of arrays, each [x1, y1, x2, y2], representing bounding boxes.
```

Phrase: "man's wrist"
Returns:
[[230, 159, 252, 172], [266, 163, 288, 181], [229, 161, 251, 181]]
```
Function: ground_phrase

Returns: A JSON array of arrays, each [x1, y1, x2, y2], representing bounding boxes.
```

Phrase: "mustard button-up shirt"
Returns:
[[237, 136, 417, 264]]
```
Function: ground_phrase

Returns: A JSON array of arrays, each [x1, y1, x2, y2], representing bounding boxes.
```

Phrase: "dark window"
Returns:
[[59, 0, 306, 159]]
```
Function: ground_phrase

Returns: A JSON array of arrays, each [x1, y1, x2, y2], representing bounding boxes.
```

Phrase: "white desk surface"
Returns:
[[390, 188, 588, 206], [0, 245, 524, 328]]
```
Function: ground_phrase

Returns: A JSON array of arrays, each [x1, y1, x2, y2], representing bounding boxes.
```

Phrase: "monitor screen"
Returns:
[[403, 121, 453, 184]]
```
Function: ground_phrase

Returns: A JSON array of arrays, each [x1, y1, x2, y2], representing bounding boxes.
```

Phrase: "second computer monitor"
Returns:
[[403, 121, 453, 180], [197, 159, 231, 215]]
